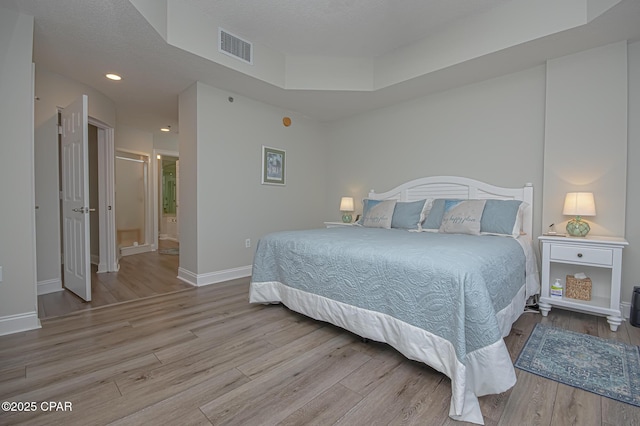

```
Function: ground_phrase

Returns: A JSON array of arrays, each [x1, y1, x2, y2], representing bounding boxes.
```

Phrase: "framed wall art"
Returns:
[[261, 145, 286, 185]]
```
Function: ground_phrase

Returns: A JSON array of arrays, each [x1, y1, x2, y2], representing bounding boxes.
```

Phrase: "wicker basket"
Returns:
[[565, 275, 592, 301]]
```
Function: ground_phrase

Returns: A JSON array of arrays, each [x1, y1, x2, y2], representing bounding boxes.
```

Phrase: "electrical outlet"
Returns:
[[245, 239, 251, 248]]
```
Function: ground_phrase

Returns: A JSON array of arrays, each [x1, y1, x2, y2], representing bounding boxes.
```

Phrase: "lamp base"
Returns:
[[341, 213, 352, 223], [566, 217, 590, 237]]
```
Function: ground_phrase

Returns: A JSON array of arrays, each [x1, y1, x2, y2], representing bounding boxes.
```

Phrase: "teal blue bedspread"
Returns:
[[251, 227, 526, 362]]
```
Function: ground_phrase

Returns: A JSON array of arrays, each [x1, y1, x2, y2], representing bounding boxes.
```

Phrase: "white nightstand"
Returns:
[[324, 222, 355, 228], [538, 235, 628, 331]]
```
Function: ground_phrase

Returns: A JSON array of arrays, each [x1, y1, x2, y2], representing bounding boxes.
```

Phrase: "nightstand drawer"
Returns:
[[549, 245, 613, 266]]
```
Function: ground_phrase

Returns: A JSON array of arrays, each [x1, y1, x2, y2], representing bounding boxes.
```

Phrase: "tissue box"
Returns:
[[565, 275, 592, 301]]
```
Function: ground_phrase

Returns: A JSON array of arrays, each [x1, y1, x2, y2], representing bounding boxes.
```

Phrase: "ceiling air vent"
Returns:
[[218, 28, 253, 65]]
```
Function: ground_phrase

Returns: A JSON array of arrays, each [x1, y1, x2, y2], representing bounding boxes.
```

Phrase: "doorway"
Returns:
[[153, 150, 180, 254], [159, 155, 179, 242], [115, 150, 152, 257], [56, 101, 117, 303]]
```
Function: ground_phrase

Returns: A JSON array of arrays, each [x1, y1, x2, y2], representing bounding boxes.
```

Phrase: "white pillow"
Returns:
[[439, 200, 487, 235], [362, 200, 397, 229]]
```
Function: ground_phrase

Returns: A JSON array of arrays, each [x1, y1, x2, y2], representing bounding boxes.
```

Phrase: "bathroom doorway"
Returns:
[[154, 150, 179, 255], [115, 150, 152, 256]]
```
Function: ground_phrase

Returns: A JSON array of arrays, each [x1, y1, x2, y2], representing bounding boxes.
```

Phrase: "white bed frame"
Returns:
[[368, 175, 534, 236]]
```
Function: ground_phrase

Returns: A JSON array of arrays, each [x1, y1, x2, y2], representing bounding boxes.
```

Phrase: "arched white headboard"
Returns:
[[368, 176, 533, 236]]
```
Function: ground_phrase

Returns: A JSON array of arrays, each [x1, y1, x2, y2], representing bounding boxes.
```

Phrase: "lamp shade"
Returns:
[[563, 192, 596, 217], [339, 197, 354, 212]]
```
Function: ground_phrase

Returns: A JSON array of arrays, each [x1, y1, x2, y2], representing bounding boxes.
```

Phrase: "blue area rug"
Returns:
[[515, 323, 640, 406]]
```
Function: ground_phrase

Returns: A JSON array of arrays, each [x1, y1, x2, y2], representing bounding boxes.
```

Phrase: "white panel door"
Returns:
[[61, 95, 91, 301]]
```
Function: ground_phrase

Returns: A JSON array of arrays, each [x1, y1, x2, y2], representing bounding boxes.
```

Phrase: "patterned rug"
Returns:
[[158, 248, 179, 255], [515, 323, 640, 406]]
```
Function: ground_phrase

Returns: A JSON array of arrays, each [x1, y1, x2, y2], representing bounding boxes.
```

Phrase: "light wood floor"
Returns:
[[38, 240, 191, 319], [3, 280, 640, 425]]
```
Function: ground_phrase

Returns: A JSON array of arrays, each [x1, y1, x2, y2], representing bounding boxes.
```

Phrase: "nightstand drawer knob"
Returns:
[[577, 253, 583, 258]]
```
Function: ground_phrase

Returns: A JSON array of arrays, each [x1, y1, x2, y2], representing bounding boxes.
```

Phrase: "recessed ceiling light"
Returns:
[[105, 73, 122, 81], [160, 127, 171, 132]]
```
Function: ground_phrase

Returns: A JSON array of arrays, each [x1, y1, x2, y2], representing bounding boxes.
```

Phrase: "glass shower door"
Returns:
[[115, 151, 149, 251]]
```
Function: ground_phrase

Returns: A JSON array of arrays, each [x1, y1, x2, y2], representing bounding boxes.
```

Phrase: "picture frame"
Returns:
[[261, 145, 286, 185]]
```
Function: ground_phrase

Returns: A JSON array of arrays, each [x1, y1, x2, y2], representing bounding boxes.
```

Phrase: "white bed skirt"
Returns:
[[250, 281, 527, 424]]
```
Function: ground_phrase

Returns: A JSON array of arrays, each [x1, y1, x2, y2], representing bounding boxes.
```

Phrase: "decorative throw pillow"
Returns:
[[439, 200, 487, 235], [391, 199, 432, 230], [422, 199, 456, 232], [362, 199, 397, 229], [480, 200, 526, 237], [359, 199, 379, 225]]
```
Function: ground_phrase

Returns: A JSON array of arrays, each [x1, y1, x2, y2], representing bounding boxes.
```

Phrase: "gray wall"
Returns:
[[542, 42, 628, 237], [0, 8, 38, 333], [624, 40, 640, 304], [178, 82, 328, 282], [325, 66, 546, 236]]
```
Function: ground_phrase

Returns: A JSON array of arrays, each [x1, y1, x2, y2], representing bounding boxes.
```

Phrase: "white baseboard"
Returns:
[[621, 301, 631, 319], [37, 278, 63, 295], [96, 262, 108, 273], [177, 265, 252, 287], [120, 244, 152, 257], [0, 311, 41, 336]]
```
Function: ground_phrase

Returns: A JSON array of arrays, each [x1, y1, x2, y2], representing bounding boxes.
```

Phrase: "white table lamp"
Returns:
[[340, 197, 354, 223], [563, 192, 596, 237]]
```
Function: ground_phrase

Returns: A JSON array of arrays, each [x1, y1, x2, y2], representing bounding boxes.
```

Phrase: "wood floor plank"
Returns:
[[0, 353, 160, 403], [626, 320, 640, 345], [24, 327, 196, 382], [0, 365, 25, 384], [108, 369, 247, 426], [602, 397, 640, 426], [34, 365, 246, 425], [338, 344, 406, 396], [115, 335, 277, 397], [2, 380, 121, 426], [153, 311, 292, 365], [337, 359, 446, 425], [199, 337, 368, 425], [279, 383, 363, 426], [236, 326, 342, 379], [497, 370, 558, 426], [549, 383, 601, 426], [597, 316, 631, 344], [5, 321, 133, 368]]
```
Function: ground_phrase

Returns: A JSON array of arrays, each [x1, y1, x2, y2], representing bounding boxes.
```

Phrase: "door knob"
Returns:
[[72, 207, 92, 213]]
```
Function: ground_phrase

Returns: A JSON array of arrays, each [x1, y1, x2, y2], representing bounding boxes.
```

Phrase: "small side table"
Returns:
[[324, 222, 355, 228], [538, 235, 628, 331]]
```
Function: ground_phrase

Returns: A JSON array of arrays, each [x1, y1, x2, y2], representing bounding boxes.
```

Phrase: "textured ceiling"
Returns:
[[184, 0, 511, 57], [1, 0, 640, 136]]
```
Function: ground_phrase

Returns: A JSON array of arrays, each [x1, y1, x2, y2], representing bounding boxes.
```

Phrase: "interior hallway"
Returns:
[[37, 240, 190, 318]]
